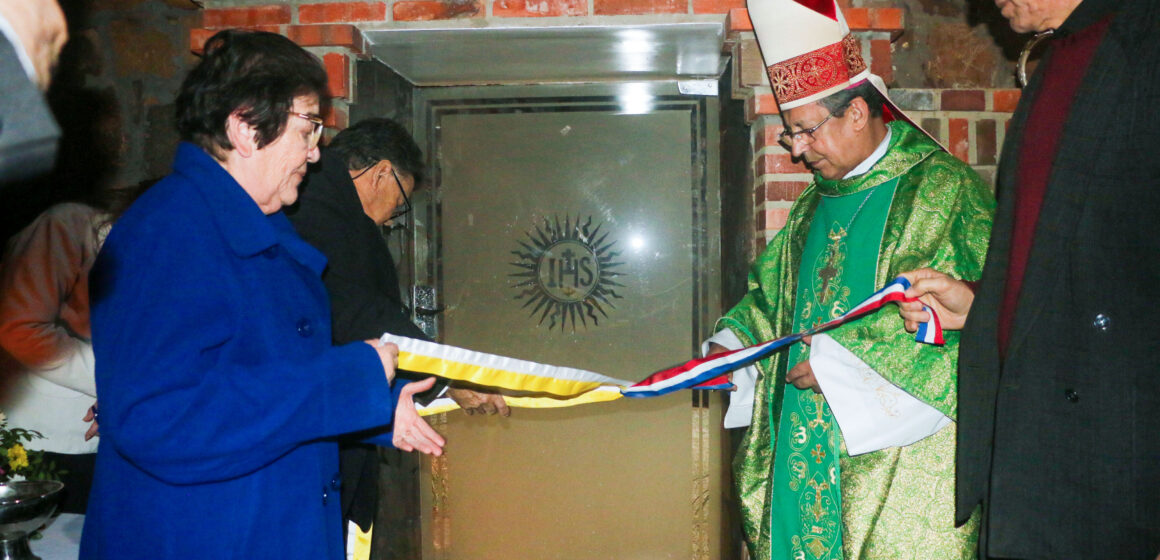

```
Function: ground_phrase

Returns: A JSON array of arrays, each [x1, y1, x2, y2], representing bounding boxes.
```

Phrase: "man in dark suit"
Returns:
[[898, 0, 1160, 556], [288, 117, 508, 558], [0, 0, 67, 187]]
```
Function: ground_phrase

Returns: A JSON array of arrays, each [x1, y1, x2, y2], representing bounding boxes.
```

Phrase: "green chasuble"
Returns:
[[719, 121, 995, 560]]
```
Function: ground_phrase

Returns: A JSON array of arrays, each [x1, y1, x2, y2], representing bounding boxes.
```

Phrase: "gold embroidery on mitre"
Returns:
[[766, 33, 868, 105]]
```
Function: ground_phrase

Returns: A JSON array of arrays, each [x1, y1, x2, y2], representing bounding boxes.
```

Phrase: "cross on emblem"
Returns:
[[810, 443, 826, 464], [806, 478, 831, 522]]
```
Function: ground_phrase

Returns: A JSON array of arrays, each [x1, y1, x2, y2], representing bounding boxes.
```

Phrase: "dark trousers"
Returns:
[[42, 452, 95, 514]]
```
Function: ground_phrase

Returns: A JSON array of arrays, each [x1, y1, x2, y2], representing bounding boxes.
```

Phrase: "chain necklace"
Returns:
[[818, 186, 878, 303], [827, 186, 877, 242], [1018, 29, 1056, 88]]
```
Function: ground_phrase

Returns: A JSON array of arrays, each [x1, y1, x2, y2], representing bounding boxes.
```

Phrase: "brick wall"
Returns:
[[191, 0, 1019, 254], [724, 7, 1020, 250]]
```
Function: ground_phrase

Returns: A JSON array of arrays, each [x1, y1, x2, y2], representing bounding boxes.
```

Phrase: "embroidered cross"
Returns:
[[807, 478, 831, 521], [810, 443, 826, 464], [817, 231, 844, 304], [807, 394, 828, 430]]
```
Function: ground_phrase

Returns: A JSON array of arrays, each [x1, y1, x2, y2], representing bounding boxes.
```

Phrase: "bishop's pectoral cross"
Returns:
[[817, 229, 846, 305]]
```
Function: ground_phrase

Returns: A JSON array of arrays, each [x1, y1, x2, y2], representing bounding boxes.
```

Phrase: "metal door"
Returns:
[[410, 82, 726, 559]]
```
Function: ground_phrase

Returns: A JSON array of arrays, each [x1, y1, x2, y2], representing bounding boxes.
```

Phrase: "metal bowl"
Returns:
[[0, 481, 64, 560]]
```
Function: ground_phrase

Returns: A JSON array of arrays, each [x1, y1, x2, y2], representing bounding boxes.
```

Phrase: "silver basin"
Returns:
[[0, 481, 64, 560]]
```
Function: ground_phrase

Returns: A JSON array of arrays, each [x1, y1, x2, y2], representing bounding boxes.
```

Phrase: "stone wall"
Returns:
[[0, 0, 199, 245]]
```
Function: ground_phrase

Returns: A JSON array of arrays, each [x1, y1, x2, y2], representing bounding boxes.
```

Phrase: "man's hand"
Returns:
[[83, 402, 99, 441], [0, 0, 68, 91], [786, 359, 820, 393], [447, 388, 510, 417], [898, 268, 975, 332], [393, 377, 445, 456], [365, 340, 398, 383], [786, 336, 819, 393]]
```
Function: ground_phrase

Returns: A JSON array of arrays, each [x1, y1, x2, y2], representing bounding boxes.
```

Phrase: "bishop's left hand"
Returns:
[[448, 388, 511, 417], [787, 336, 820, 393]]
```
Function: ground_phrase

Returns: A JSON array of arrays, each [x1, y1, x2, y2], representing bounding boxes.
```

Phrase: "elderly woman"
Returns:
[[80, 30, 443, 559]]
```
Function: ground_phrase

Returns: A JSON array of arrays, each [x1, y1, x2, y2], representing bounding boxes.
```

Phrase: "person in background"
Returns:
[[81, 29, 443, 559], [0, 202, 107, 517], [0, 0, 68, 187], [897, 0, 1160, 556], [289, 117, 509, 559]]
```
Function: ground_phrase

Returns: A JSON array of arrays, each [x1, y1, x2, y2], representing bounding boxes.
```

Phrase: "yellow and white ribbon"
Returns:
[[380, 334, 633, 416]]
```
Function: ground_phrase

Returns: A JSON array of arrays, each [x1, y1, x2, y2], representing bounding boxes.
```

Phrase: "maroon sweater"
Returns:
[[999, 17, 1112, 356]]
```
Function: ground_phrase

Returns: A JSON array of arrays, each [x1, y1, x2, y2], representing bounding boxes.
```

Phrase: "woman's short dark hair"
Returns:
[[176, 29, 328, 159], [818, 80, 886, 119], [327, 118, 425, 187]]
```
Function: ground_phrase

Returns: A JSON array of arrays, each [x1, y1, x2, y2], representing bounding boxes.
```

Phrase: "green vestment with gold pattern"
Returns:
[[720, 121, 994, 560]]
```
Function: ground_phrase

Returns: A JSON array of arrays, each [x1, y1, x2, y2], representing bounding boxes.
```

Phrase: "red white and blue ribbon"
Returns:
[[387, 276, 941, 415], [622, 276, 941, 398]]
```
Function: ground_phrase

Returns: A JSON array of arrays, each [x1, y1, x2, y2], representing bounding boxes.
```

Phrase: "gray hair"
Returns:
[[817, 80, 886, 118]]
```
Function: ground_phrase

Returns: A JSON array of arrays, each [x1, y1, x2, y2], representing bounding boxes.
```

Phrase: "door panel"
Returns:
[[413, 83, 724, 559]]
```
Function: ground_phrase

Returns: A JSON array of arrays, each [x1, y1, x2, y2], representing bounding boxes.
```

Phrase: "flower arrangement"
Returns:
[[0, 412, 64, 482]]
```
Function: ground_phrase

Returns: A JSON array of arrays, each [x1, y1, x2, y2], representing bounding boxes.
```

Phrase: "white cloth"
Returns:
[[809, 334, 950, 455], [0, 204, 108, 454], [703, 329, 758, 429], [32, 513, 85, 559]]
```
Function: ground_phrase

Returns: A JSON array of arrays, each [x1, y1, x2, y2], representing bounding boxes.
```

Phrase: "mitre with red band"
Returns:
[[748, 0, 868, 109], [748, 0, 941, 146]]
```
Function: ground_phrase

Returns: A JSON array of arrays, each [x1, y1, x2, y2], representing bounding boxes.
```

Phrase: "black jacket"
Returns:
[[288, 150, 433, 531], [957, 0, 1160, 556]]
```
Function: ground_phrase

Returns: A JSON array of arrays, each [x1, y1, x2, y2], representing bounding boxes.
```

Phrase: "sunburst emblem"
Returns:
[[509, 215, 626, 332]]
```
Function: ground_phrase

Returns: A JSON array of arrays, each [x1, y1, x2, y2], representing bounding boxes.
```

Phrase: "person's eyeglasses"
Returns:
[[778, 111, 839, 147], [288, 112, 324, 149], [389, 169, 412, 222]]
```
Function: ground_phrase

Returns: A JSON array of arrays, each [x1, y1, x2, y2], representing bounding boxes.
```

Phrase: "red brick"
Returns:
[[299, 2, 387, 24], [869, 39, 892, 84], [975, 119, 997, 165], [868, 7, 903, 30], [191, 26, 282, 53], [738, 39, 767, 89], [765, 180, 808, 201], [760, 152, 809, 174], [323, 53, 350, 99], [746, 92, 781, 122], [494, 0, 586, 17], [728, 7, 753, 31], [190, 28, 215, 54], [764, 208, 791, 230], [322, 103, 349, 129], [948, 117, 969, 163], [844, 7, 869, 30], [594, 0, 684, 16], [693, 0, 745, 14], [202, 5, 291, 28], [755, 206, 765, 231], [393, 0, 483, 20], [941, 90, 985, 111], [754, 122, 785, 153], [285, 24, 366, 53], [993, 89, 1021, 113]]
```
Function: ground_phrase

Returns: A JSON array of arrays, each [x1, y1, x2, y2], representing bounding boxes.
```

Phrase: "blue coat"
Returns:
[[81, 143, 404, 559]]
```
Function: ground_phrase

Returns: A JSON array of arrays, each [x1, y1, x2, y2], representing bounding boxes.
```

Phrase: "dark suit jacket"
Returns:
[[288, 151, 434, 532], [957, 0, 1160, 557], [0, 34, 59, 186]]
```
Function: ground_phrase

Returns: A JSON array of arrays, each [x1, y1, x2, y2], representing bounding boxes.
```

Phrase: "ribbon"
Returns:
[[385, 276, 941, 416]]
